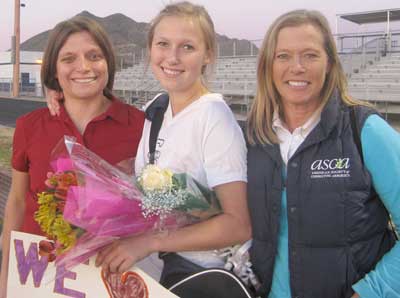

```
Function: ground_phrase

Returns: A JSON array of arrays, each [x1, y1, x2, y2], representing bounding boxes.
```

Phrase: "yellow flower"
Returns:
[[37, 192, 55, 204], [52, 215, 76, 251], [53, 215, 72, 234], [139, 165, 173, 191], [35, 173, 81, 255], [56, 233, 77, 254], [35, 200, 58, 235], [162, 169, 173, 182]]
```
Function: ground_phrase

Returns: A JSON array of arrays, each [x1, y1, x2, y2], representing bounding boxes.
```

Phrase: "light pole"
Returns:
[[12, 0, 25, 98]]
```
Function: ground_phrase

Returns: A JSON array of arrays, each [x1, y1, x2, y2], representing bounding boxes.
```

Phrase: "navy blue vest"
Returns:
[[247, 95, 395, 298]]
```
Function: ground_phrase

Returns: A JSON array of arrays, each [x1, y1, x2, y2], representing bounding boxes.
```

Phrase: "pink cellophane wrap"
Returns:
[[48, 136, 188, 270]]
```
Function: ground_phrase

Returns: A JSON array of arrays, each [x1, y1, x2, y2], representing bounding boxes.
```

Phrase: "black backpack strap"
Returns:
[[349, 106, 364, 164], [145, 93, 169, 164]]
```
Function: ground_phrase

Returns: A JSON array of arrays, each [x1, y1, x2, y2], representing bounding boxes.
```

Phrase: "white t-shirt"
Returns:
[[135, 92, 247, 271]]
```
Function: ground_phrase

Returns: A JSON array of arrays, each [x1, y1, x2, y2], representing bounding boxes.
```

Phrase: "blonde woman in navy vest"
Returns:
[[247, 9, 400, 298]]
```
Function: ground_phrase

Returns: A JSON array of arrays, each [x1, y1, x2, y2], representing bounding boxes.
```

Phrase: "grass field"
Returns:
[[0, 126, 14, 169]]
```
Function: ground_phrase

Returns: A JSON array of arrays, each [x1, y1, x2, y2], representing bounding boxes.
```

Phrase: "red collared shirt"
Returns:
[[12, 97, 144, 235]]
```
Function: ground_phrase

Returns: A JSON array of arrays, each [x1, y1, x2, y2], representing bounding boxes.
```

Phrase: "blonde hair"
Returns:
[[247, 9, 368, 145], [147, 1, 216, 79]]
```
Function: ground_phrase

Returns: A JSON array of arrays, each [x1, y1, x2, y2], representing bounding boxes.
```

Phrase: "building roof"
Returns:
[[337, 8, 400, 25]]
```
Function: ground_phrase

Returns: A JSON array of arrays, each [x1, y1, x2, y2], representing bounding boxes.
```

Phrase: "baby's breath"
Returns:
[[140, 188, 188, 218]]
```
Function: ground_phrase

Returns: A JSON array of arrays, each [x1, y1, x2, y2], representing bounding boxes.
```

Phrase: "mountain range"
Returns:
[[20, 11, 258, 59]]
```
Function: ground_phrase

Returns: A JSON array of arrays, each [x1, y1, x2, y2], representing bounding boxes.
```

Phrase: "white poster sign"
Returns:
[[7, 231, 179, 298]]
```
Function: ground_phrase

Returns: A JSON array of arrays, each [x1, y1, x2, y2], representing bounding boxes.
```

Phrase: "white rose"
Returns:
[[140, 165, 173, 191]]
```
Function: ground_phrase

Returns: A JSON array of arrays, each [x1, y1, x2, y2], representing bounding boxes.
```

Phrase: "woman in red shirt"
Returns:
[[0, 16, 144, 297]]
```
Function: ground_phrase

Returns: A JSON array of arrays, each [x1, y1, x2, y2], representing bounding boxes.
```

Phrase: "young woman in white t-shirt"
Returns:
[[96, 1, 251, 287], [46, 1, 251, 289]]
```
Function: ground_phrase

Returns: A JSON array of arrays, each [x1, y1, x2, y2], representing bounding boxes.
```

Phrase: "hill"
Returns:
[[20, 11, 258, 58]]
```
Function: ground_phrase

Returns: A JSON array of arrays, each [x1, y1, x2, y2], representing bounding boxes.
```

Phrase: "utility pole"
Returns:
[[12, 0, 21, 97]]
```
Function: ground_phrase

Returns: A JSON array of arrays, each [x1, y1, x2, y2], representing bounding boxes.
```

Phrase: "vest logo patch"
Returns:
[[310, 158, 350, 179]]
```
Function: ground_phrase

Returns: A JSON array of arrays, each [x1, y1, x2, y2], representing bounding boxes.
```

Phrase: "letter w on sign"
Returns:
[[14, 239, 49, 287]]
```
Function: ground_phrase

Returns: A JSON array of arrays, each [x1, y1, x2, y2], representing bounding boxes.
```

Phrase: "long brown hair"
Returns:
[[247, 9, 368, 145]]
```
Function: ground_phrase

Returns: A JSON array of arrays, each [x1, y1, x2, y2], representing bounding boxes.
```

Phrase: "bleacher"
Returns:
[[113, 49, 400, 119], [339, 52, 380, 77], [348, 53, 400, 104], [113, 62, 160, 107], [113, 56, 257, 114], [210, 56, 257, 95], [336, 8, 400, 118]]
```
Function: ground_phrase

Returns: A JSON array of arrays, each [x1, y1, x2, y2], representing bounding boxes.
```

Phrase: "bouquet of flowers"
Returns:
[[35, 136, 221, 270]]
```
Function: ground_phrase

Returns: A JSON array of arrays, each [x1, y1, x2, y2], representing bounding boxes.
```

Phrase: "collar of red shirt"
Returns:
[[56, 96, 129, 126]]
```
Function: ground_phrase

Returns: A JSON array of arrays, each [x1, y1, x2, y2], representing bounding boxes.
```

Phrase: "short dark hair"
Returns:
[[41, 16, 115, 98]]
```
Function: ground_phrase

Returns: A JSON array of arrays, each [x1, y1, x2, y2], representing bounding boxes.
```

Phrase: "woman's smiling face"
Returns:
[[149, 16, 210, 97], [56, 31, 108, 101], [272, 23, 330, 111]]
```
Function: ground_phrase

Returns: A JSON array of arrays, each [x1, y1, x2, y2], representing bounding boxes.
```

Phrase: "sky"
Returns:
[[1, 0, 400, 51]]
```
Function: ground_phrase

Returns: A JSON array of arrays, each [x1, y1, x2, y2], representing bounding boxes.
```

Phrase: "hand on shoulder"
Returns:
[[45, 88, 63, 116]]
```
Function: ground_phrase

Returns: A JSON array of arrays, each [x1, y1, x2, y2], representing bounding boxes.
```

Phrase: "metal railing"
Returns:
[[337, 31, 400, 77]]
